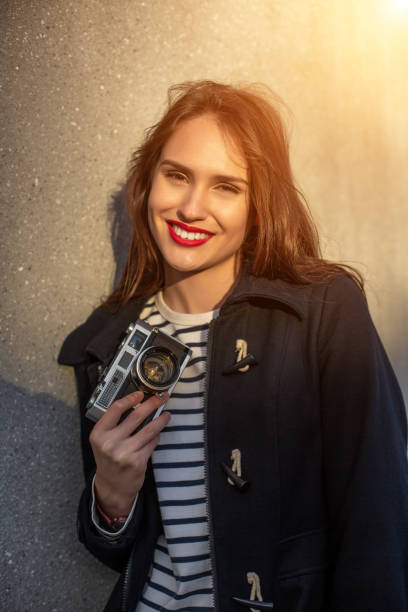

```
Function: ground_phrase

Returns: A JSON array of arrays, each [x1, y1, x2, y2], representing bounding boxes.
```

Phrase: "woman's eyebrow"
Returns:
[[159, 158, 248, 185]]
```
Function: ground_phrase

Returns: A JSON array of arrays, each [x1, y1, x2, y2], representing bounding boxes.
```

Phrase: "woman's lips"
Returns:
[[166, 220, 214, 247]]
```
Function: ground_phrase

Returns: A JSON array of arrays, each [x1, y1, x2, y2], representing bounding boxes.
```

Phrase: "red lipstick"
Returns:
[[166, 220, 214, 248]]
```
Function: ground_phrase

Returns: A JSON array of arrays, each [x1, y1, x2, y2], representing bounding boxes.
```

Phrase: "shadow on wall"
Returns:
[[108, 186, 133, 291], [0, 379, 117, 612]]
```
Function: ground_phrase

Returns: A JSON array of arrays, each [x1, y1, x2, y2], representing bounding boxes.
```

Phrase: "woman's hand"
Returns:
[[90, 390, 171, 518]]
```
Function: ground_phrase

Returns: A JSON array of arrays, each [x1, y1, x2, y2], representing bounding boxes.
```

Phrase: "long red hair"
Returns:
[[103, 80, 363, 311]]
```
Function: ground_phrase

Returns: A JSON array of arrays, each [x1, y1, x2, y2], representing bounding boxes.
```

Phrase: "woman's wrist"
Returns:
[[94, 475, 137, 518]]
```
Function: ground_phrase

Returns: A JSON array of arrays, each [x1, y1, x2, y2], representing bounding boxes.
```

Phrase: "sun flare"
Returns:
[[392, 0, 408, 11]]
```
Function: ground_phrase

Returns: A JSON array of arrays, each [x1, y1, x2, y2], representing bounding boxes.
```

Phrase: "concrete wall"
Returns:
[[1, 1, 407, 610]]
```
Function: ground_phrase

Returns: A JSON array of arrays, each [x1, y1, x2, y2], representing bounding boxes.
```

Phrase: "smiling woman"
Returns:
[[58, 80, 408, 612], [147, 114, 249, 312]]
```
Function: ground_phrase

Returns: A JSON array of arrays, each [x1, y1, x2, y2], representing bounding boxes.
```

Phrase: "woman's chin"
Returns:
[[161, 249, 206, 273], [165, 261, 207, 277], [162, 250, 239, 282]]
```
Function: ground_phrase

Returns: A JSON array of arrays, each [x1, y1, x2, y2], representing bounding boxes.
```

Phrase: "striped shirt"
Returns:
[[134, 290, 218, 612]]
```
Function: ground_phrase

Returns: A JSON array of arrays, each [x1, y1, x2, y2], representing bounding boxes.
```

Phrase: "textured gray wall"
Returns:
[[1, 1, 407, 610]]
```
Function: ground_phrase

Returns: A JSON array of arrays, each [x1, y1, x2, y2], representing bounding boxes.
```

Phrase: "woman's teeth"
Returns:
[[172, 224, 210, 240]]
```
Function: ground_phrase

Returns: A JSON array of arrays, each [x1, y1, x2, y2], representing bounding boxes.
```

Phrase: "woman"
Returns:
[[58, 80, 408, 612]]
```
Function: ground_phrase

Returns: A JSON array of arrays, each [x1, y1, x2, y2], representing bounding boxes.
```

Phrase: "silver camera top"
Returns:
[[85, 320, 192, 423]]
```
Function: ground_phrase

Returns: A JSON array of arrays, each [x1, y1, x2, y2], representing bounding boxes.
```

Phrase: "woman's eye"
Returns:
[[217, 183, 240, 194], [165, 171, 187, 183]]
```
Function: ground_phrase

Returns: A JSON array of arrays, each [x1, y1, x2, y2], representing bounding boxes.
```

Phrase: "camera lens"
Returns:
[[134, 347, 179, 391]]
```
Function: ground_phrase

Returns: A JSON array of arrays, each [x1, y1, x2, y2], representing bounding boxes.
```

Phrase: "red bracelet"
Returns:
[[95, 500, 128, 530]]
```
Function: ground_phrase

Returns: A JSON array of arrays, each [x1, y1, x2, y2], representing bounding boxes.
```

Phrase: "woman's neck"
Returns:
[[162, 261, 240, 314]]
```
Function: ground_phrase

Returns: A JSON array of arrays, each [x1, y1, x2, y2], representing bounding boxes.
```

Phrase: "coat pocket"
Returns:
[[275, 528, 328, 612]]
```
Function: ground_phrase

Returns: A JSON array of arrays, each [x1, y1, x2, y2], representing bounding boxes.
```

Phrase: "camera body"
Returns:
[[85, 320, 192, 423]]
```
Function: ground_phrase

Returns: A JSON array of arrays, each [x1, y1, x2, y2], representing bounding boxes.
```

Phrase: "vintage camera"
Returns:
[[85, 320, 192, 424]]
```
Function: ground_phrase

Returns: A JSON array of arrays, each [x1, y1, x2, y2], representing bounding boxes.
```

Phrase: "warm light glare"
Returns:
[[392, 0, 408, 11]]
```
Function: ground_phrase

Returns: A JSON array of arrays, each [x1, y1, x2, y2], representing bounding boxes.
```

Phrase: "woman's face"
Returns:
[[147, 114, 249, 283]]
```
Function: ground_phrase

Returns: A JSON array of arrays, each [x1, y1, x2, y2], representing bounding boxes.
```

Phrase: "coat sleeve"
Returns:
[[58, 308, 147, 573], [317, 275, 408, 611]]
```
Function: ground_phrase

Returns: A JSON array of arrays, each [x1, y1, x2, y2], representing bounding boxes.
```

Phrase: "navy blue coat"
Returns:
[[58, 270, 408, 611]]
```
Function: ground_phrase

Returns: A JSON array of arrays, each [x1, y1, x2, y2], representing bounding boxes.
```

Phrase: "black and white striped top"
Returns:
[[134, 290, 218, 612]]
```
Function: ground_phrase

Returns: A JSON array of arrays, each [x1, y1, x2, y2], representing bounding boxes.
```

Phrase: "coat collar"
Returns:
[[223, 268, 309, 320], [84, 297, 146, 363]]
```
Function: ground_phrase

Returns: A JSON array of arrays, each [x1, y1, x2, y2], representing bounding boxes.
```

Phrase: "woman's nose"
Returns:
[[177, 185, 208, 222]]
